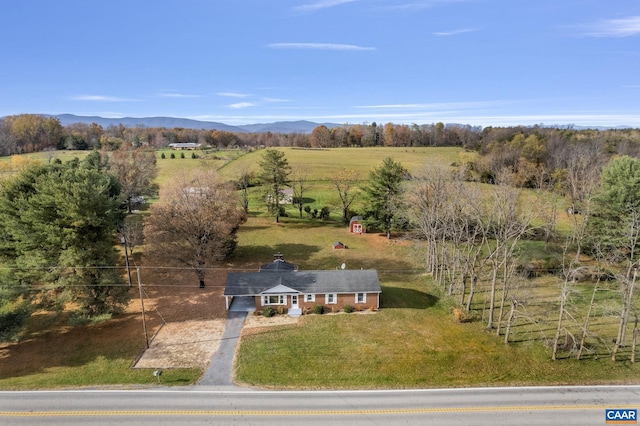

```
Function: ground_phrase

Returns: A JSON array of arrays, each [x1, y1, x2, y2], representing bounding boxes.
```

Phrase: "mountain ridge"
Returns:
[[3, 114, 631, 132], [49, 114, 341, 134]]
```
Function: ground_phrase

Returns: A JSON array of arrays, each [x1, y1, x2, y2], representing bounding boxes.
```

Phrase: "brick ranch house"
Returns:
[[224, 256, 381, 316]]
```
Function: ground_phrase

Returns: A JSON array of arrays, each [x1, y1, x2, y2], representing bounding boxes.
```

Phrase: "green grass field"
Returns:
[[1, 146, 638, 390]]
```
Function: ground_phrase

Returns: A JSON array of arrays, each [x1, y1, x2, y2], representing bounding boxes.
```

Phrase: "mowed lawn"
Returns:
[[217, 146, 475, 181], [233, 216, 640, 389]]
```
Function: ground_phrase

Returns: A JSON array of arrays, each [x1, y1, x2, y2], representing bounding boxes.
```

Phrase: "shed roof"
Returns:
[[224, 269, 381, 297]]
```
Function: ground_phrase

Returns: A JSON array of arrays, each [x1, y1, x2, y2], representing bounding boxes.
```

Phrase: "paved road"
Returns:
[[0, 386, 637, 425], [197, 311, 248, 386]]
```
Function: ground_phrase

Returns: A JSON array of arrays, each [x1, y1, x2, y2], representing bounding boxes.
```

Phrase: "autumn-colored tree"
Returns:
[[310, 125, 331, 148], [107, 144, 158, 213], [144, 169, 246, 288]]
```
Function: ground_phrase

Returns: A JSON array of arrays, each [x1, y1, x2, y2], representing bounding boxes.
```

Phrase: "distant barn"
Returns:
[[168, 142, 202, 150]]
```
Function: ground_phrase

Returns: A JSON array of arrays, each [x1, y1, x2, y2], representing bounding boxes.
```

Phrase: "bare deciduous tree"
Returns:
[[144, 169, 246, 288], [291, 170, 309, 219], [332, 168, 360, 224], [483, 170, 539, 331], [107, 143, 158, 213], [237, 168, 253, 213]]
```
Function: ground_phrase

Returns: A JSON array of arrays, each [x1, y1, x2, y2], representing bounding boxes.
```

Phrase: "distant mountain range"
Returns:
[[49, 114, 342, 134], [3, 114, 631, 132]]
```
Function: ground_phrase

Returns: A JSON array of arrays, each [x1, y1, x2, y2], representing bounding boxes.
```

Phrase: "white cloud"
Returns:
[[228, 102, 257, 109], [357, 100, 509, 110], [217, 91, 252, 98], [71, 95, 139, 102], [433, 28, 478, 36], [294, 0, 358, 12], [580, 16, 640, 37], [157, 92, 201, 98], [261, 97, 290, 103], [386, 0, 471, 11], [268, 42, 376, 51]]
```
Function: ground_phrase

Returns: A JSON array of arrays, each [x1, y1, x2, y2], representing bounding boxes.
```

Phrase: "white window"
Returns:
[[325, 293, 337, 304], [356, 293, 366, 304], [305, 294, 315, 302], [262, 295, 285, 306]]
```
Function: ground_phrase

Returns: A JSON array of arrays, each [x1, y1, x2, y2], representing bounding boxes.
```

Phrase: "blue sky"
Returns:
[[1, 0, 639, 127]]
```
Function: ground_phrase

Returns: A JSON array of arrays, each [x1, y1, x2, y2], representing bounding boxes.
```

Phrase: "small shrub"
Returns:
[[312, 304, 324, 315], [191, 152, 198, 159], [277, 306, 285, 315], [343, 304, 354, 313], [0, 306, 30, 342], [453, 307, 478, 323], [263, 307, 275, 317], [68, 312, 112, 326], [170, 152, 176, 159], [320, 206, 331, 220], [180, 152, 185, 159], [160, 152, 166, 159]]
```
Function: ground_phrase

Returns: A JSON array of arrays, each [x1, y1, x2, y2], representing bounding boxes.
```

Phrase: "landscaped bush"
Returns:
[[263, 307, 275, 317], [170, 152, 175, 159], [180, 152, 185, 158], [160, 152, 166, 159], [343, 304, 354, 313], [312, 304, 324, 315]]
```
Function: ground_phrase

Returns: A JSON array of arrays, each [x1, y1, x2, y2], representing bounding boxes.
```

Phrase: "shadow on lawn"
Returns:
[[0, 312, 153, 380], [380, 286, 439, 309], [232, 243, 323, 265]]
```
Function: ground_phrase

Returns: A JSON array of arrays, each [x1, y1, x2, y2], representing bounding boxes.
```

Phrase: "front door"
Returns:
[[291, 294, 299, 309]]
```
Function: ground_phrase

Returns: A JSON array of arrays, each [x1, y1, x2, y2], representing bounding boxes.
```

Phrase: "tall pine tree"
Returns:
[[0, 154, 129, 327], [363, 157, 408, 239]]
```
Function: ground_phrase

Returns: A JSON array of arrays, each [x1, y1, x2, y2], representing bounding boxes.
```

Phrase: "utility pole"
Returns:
[[121, 236, 132, 287], [137, 266, 149, 348]]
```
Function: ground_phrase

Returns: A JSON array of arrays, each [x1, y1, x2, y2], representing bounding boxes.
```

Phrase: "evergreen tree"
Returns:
[[257, 149, 291, 223], [0, 155, 129, 326], [363, 157, 408, 239]]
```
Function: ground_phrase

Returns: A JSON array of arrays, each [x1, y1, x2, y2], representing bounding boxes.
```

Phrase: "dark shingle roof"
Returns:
[[224, 270, 381, 296], [259, 259, 298, 272]]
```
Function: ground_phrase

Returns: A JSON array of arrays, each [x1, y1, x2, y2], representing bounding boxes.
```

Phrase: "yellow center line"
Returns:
[[1, 404, 633, 417]]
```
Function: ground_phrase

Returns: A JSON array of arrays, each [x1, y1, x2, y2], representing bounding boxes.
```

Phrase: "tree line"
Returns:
[[3, 114, 640, 158]]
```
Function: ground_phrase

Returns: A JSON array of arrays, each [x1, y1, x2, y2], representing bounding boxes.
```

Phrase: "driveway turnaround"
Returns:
[[198, 311, 248, 386]]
